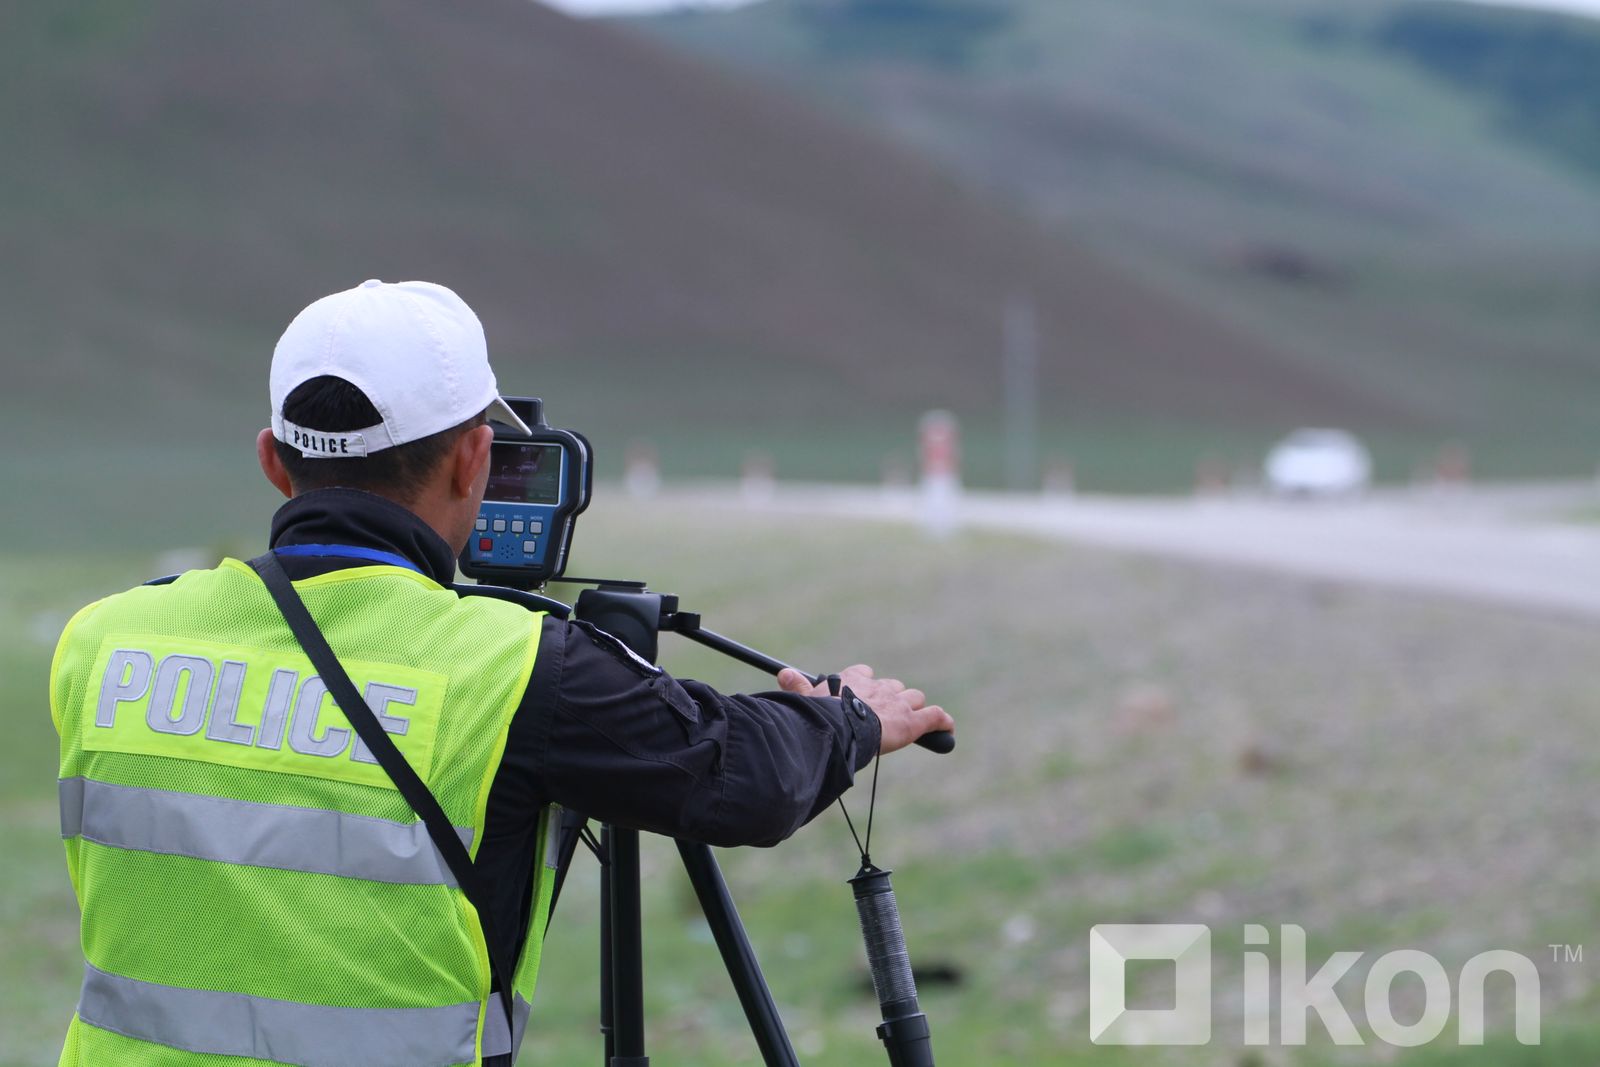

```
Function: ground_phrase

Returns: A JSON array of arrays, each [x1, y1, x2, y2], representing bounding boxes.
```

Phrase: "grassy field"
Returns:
[[4, 496, 1600, 1065]]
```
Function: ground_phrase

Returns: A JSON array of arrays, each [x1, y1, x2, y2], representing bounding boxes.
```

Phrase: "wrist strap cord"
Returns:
[[247, 553, 519, 1034], [831, 680, 883, 867]]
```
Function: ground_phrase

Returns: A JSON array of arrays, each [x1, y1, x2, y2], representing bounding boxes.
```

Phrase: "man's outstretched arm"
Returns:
[[493, 618, 951, 848]]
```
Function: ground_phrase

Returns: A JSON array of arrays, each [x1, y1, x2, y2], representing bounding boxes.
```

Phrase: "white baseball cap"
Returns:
[[270, 279, 531, 459]]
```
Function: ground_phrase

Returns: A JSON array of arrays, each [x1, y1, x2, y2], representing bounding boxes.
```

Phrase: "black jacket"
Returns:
[[268, 489, 879, 1061]]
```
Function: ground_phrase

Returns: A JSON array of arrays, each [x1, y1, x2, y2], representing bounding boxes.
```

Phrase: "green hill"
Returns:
[[630, 0, 1600, 472], [2, 0, 1422, 551], [1376, 1, 1600, 177], [632, 0, 1600, 248]]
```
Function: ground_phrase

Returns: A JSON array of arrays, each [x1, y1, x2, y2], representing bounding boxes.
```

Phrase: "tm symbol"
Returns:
[[1549, 944, 1584, 964]]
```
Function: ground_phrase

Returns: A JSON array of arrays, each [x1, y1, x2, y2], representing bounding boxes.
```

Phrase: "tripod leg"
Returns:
[[599, 825, 615, 1065], [607, 825, 649, 1065], [676, 841, 801, 1067]]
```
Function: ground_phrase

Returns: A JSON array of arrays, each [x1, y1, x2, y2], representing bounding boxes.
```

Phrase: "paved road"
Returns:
[[683, 482, 1600, 620]]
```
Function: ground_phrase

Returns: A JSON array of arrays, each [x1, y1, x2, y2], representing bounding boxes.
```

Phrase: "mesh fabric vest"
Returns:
[[50, 558, 554, 1067]]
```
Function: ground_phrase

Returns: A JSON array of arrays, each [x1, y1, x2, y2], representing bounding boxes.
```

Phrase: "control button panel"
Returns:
[[465, 503, 557, 572]]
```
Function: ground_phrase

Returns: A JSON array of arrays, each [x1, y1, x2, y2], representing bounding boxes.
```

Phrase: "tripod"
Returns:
[[498, 579, 947, 1066]]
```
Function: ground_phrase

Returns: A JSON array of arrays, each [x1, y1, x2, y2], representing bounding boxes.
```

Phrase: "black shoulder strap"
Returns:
[[248, 552, 517, 1031]]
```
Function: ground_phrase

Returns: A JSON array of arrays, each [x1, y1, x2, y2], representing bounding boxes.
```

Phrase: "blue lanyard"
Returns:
[[273, 543, 423, 574]]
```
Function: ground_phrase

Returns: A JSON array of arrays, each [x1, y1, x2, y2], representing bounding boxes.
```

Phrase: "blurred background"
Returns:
[[3, 0, 1599, 1063]]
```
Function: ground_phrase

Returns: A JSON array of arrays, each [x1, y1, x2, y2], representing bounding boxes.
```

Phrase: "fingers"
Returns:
[[874, 703, 955, 755], [919, 704, 955, 735], [899, 688, 925, 709], [776, 668, 815, 694]]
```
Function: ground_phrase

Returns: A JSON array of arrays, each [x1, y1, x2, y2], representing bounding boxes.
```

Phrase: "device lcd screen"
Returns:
[[487, 442, 564, 505]]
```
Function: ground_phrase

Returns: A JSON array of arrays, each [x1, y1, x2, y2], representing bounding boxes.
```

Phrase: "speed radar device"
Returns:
[[458, 397, 592, 587]]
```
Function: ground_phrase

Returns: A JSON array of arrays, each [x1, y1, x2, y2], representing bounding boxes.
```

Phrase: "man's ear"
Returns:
[[451, 424, 495, 500], [257, 429, 294, 499]]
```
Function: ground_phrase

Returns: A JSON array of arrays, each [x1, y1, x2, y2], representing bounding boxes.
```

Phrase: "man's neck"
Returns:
[[268, 488, 458, 584]]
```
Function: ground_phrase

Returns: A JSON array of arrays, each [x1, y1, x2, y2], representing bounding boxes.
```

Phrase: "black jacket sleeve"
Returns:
[[488, 616, 880, 849]]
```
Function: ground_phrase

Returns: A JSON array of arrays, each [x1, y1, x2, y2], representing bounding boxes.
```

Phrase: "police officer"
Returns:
[[49, 279, 954, 1067]]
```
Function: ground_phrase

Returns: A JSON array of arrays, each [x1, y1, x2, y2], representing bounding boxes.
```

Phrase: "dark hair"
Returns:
[[275, 376, 487, 502]]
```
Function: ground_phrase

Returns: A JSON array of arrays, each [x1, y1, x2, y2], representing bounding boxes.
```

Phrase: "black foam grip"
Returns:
[[850, 868, 919, 1017]]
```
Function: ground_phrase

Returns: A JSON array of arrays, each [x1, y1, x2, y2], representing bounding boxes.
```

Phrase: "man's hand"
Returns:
[[777, 664, 954, 755]]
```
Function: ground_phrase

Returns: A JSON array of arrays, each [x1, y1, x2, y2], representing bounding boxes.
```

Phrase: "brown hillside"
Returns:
[[6, 0, 1398, 449]]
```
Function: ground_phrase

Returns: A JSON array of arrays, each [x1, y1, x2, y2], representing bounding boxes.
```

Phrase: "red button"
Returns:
[[479, 537, 493, 552]]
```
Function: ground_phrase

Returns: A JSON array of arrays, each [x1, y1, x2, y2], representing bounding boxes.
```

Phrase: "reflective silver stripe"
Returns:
[[78, 963, 480, 1067], [58, 777, 472, 886], [59, 776, 86, 842], [481, 993, 532, 1058]]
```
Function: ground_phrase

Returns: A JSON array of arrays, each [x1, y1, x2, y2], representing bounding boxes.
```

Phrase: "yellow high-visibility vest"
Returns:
[[51, 557, 554, 1067]]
